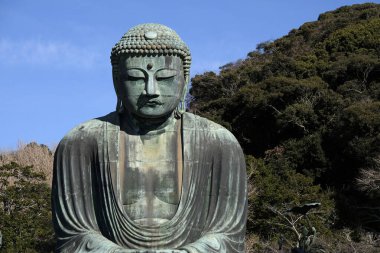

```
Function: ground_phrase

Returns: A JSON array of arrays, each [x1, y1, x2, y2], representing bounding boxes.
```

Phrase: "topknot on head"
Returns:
[[110, 23, 191, 79]]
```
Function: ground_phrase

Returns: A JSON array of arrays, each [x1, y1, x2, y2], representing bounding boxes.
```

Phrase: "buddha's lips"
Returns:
[[144, 100, 163, 106]]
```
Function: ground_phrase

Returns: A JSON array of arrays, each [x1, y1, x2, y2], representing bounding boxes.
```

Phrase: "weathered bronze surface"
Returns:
[[52, 23, 247, 253]]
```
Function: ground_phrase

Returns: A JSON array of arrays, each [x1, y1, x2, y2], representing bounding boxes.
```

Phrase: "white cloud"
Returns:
[[0, 38, 101, 69]]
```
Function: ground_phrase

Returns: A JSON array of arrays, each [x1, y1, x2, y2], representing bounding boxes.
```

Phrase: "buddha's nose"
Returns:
[[144, 76, 160, 96]]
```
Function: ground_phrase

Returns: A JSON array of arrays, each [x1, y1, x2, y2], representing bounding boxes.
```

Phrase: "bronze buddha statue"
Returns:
[[52, 23, 247, 253]]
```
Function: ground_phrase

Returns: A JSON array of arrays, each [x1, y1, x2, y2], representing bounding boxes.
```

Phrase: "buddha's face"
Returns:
[[117, 55, 185, 119]]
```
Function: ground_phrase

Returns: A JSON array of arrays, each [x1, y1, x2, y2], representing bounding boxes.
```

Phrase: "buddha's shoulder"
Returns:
[[182, 112, 223, 130], [62, 112, 118, 142], [183, 112, 239, 143]]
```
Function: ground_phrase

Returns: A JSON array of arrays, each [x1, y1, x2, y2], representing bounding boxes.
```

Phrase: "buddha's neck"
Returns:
[[120, 110, 176, 134]]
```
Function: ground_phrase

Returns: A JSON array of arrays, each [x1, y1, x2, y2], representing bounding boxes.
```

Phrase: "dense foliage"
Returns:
[[190, 3, 380, 251], [0, 161, 54, 252]]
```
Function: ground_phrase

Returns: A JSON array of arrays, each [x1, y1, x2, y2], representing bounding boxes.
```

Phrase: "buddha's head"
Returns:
[[111, 23, 191, 120]]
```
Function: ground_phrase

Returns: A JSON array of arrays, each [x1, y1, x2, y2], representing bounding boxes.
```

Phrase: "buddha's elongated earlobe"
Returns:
[[112, 65, 125, 114], [174, 75, 189, 118], [116, 98, 125, 114], [180, 76, 189, 113]]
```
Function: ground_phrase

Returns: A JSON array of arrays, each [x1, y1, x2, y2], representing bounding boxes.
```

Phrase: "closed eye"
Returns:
[[127, 69, 145, 81], [156, 69, 177, 81]]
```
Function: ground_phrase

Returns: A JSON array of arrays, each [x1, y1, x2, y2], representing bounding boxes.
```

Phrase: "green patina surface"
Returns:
[[52, 23, 247, 253]]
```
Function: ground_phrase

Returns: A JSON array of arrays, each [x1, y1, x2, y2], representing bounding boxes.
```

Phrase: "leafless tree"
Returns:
[[357, 155, 380, 196]]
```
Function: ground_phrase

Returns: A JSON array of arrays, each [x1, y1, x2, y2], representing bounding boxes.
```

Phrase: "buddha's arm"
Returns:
[[180, 131, 247, 253], [52, 133, 130, 252]]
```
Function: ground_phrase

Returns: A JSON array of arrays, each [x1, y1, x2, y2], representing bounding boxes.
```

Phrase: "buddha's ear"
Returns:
[[175, 74, 189, 117], [116, 98, 124, 114], [112, 64, 125, 114], [182, 75, 189, 102]]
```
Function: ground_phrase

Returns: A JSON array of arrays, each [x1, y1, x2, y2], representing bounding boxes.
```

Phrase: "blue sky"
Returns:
[[0, 0, 378, 149]]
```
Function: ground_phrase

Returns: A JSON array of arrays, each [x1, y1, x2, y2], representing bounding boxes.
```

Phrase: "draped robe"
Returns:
[[52, 112, 247, 252]]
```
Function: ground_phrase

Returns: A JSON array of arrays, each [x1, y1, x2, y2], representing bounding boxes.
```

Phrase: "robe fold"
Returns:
[[52, 112, 247, 253]]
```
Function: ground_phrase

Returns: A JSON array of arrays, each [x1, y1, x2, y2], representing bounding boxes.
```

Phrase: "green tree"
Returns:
[[246, 155, 334, 250], [189, 2, 380, 245], [0, 162, 55, 253]]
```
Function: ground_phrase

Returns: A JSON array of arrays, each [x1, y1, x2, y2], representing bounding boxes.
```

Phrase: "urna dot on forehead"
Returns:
[[110, 23, 191, 79]]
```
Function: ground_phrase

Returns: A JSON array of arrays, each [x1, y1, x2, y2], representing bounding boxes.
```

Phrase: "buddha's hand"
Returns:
[[152, 250, 187, 253], [137, 250, 187, 253], [114, 249, 187, 253]]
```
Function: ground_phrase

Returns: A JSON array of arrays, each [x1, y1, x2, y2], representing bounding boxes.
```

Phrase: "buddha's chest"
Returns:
[[118, 130, 182, 224]]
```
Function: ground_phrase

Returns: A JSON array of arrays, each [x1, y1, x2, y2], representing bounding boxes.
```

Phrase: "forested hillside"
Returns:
[[190, 3, 380, 252]]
